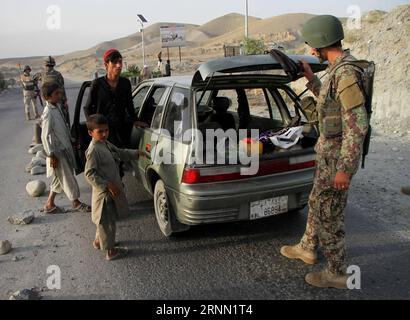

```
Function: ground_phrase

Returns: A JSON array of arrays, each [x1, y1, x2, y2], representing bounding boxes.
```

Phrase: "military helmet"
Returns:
[[44, 56, 56, 66], [24, 65, 31, 72], [301, 15, 344, 49]]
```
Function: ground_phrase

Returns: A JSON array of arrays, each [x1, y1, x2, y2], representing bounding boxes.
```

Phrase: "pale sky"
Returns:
[[0, 0, 407, 59]]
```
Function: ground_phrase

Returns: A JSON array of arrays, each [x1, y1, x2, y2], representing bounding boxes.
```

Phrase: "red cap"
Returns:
[[103, 48, 120, 63]]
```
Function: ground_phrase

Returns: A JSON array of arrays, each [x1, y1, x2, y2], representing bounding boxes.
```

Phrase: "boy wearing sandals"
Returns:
[[85, 115, 145, 261], [41, 82, 91, 214]]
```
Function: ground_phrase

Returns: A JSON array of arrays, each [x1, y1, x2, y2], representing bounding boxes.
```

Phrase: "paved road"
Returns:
[[0, 84, 409, 300]]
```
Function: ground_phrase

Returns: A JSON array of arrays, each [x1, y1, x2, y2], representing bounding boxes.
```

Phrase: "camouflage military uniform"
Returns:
[[21, 72, 40, 120], [299, 50, 369, 275], [36, 68, 70, 124]]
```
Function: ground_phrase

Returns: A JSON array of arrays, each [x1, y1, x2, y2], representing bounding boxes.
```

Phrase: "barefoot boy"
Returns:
[[41, 82, 91, 214], [85, 114, 145, 261]]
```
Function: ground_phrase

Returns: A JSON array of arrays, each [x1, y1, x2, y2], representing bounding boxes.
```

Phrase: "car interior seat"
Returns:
[[237, 89, 251, 129], [142, 96, 156, 124], [210, 97, 236, 131]]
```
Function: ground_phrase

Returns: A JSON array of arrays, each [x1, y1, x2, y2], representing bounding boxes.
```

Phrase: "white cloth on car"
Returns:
[[270, 126, 305, 150]]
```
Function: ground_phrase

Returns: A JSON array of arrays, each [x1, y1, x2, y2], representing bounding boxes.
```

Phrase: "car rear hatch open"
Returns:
[[192, 53, 327, 87], [184, 53, 328, 185]]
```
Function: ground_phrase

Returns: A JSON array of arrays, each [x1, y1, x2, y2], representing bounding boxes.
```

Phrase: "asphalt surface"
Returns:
[[0, 83, 409, 300]]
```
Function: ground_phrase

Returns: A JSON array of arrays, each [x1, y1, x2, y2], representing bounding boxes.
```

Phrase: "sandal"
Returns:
[[42, 206, 66, 214], [106, 247, 129, 261], [73, 203, 91, 213], [93, 240, 100, 250], [93, 240, 121, 251]]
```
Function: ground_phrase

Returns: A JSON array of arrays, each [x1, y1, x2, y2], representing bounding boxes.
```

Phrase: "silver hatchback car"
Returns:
[[73, 54, 327, 237]]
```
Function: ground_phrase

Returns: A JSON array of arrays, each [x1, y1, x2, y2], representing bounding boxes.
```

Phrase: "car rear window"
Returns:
[[196, 87, 287, 126]]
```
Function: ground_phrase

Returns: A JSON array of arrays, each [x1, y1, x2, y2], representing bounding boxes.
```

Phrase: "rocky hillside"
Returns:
[[345, 5, 410, 135], [290, 5, 410, 136]]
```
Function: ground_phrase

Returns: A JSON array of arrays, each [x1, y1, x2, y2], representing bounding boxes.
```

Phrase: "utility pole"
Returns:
[[245, 0, 249, 38], [137, 14, 148, 66]]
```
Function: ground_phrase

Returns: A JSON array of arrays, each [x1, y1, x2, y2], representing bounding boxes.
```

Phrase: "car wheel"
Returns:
[[154, 180, 190, 237], [154, 180, 173, 237]]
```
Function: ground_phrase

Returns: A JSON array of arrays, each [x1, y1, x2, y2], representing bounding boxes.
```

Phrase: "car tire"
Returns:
[[154, 179, 190, 237]]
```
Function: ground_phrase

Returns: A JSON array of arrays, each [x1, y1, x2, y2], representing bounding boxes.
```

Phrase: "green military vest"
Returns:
[[41, 69, 63, 87], [40, 69, 67, 102], [317, 55, 361, 138], [21, 74, 36, 91]]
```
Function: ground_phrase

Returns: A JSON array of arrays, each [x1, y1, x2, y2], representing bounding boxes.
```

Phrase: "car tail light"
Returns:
[[289, 155, 317, 171], [182, 155, 316, 184], [182, 166, 241, 184], [181, 168, 201, 184]]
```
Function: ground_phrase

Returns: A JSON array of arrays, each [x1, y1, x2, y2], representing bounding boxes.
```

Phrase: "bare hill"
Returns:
[[2, 5, 409, 136], [201, 13, 315, 49], [197, 13, 260, 37], [0, 12, 316, 81]]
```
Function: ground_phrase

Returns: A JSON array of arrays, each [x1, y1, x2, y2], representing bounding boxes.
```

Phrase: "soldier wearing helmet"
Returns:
[[20, 65, 40, 120], [36, 56, 70, 125], [280, 15, 369, 289]]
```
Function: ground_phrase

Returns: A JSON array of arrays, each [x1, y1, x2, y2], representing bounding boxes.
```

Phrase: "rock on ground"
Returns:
[[28, 144, 43, 155], [9, 289, 41, 300], [0, 240, 12, 255], [36, 150, 47, 159], [12, 256, 24, 262], [25, 163, 32, 173], [31, 157, 46, 167], [31, 166, 46, 176], [26, 180, 47, 197], [7, 210, 35, 225]]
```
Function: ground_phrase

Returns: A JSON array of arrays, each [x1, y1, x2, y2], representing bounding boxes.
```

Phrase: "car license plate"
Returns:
[[250, 196, 289, 220]]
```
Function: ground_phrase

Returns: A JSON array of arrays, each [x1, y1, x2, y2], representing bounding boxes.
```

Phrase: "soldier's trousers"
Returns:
[[300, 156, 349, 275], [23, 91, 39, 118]]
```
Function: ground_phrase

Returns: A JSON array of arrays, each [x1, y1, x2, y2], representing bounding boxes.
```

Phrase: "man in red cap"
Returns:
[[84, 49, 148, 149]]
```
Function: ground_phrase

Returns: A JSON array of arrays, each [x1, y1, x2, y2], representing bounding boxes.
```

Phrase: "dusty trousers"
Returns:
[[300, 156, 349, 275], [23, 90, 39, 119], [50, 152, 80, 202], [95, 197, 117, 251]]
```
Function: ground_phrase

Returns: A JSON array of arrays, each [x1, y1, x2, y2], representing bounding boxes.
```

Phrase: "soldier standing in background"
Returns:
[[280, 15, 369, 289], [36, 56, 70, 125], [165, 60, 172, 77], [20, 65, 40, 120], [140, 65, 153, 81]]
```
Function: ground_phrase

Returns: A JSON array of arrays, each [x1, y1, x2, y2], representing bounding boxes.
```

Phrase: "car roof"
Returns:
[[148, 76, 193, 88]]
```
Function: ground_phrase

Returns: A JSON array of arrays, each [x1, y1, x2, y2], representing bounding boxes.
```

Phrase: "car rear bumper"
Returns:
[[166, 168, 314, 225]]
